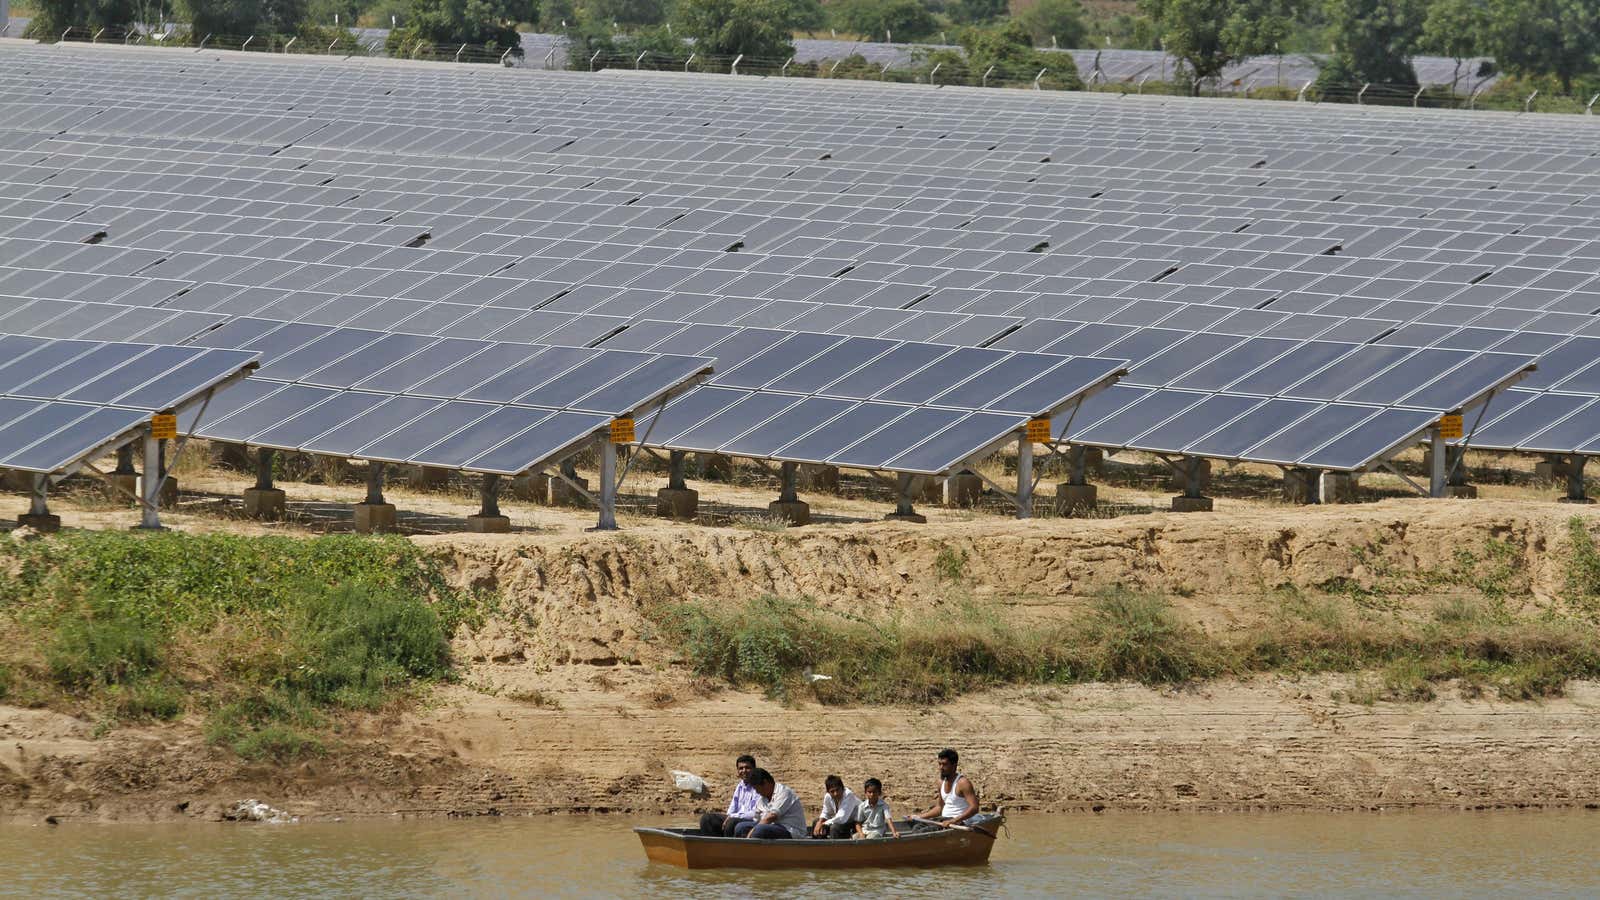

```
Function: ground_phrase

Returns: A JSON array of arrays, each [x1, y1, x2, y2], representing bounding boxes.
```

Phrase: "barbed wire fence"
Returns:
[[28, 25, 1600, 116]]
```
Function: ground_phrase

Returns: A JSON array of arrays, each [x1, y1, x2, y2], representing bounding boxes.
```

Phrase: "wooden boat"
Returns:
[[634, 814, 1004, 870]]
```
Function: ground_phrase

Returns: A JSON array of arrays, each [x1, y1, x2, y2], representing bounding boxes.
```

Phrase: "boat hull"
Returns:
[[634, 820, 1000, 870]]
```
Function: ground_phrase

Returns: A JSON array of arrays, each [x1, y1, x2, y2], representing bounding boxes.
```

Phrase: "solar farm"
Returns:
[[2, 41, 1598, 535]]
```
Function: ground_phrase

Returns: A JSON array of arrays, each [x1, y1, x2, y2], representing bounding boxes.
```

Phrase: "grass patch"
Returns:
[[0, 531, 477, 758]]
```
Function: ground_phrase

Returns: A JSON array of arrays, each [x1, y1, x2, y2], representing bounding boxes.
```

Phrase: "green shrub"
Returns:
[[45, 603, 164, 689]]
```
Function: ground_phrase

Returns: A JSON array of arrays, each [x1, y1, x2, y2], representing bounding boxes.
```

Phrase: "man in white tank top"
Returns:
[[914, 747, 979, 830]]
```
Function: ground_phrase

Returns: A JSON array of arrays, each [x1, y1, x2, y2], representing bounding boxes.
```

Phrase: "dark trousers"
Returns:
[[812, 822, 854, 839], [736, 822, 791, 840], [698, 812, 751, 837]]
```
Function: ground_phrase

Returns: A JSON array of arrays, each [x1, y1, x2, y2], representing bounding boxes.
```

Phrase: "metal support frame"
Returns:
[[28, 473, 49, 517], [1565, 456, 1590, 502], [595, 438, 618, 531], [254, 447, 275, 491], [1067, 445, 1088, 487], [778, 461, 799, 503], [892, 473, 918, 517], [135, 432, 163, 529], [1016, 433, 1034, 519], [1181, 456, 1205, 499], [365, 461, 386, 505], [1428, 426, 1448, 497], [478, 474, 501, 518], [668, 450, 688, 491]]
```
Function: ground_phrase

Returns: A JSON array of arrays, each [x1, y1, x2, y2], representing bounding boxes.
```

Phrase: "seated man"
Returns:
[[733, 768, 808, 840], [812, 774, 861, 839], [912, 748, 979, 831], [698, 754, 760, 837]]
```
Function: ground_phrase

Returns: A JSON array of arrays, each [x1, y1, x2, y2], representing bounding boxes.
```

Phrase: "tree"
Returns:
[[24, 0, 141, 39], [1482, 0, 1600, 93], [178, 0, 310, 37], [384, 0, 529, 55], [1139, 0, 1291, 94], [828, 0, 939, 42], [673, 0, 801, 59], [948, 0, 1005, 25], [1324, 0, 1424, 86], [1016, 0, 1087, 47], [574, 0, 666, 27], [1421, 0, 1489, 92], [957, 19, 1084, 87]]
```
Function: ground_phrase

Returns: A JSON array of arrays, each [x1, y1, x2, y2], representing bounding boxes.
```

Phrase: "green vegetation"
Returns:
[[645, 523, 1600, 706], [1139, 0, 1292, 95], [0, 531, 475, 761]]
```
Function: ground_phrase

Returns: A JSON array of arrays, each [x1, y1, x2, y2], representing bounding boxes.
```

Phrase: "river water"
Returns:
[[4, 810, 1598, 897]]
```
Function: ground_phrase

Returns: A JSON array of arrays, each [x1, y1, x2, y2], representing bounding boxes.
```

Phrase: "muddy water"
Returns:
[[5, 811, 1599, 897]]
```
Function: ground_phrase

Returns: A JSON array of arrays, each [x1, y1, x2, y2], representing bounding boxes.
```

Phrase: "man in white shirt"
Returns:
[[812, 774, 862, 839], [733, 768, 808, 839]]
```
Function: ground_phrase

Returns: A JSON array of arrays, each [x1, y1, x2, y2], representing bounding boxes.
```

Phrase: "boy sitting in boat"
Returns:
[[854, 778, 901, 840], [698, 754, 761, 837], [812, 775, 861, 839], [734, 769, 808, 840], [912, 748, 979, 831]]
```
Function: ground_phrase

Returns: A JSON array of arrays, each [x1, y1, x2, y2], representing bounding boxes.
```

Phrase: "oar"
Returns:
[[908, 816, 973, 832]]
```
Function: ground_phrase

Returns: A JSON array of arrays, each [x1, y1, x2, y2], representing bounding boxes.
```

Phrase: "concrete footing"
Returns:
[[549, 475, 591, 507], [353, 502, 397, 534], [656, 487, 699, 519], [465, 514, 511, 533], [1171, 495, 1214, 512], [242, 487, 286, 519], [944, 473, 983, 507], [1054, 483, 1098, 515], [409, 466, 451, 490], [1321, 472, 1360, 504], [1442, 485, 1478, 499], [884, 511, 928, 524], [104, 473, 139, 505], [137, 475, 178, 508], [17, 513, 61, 533], [1282, 469, 1319, 505], [768, 500, 810, 526], [1166, 458, 1211, 493], [1558, 496, 1596, 505], [802, 465, 840, 493]]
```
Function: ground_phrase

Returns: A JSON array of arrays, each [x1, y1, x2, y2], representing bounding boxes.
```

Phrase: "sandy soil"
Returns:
[[3, 453, 1600, 823]]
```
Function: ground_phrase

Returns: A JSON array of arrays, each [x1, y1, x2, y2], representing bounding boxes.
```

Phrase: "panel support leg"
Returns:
[[354, 461, 396, 533], [657, 449, 698, 519], [242, 447, 286, 519], [467, 473, 511, 533], [105, 444, 138, 505], [1015, 433, 1034, 520], [1561, 455, 1592, 504], [1055, 444, 1098, 515], [1428, 428, 1446, 498], [768, 460, 809, 525], [134, 433, 164, 530], [594, 439, 619, 531], [1170, 455, 1213, 512], [885, 473, 926, 524], [18, 473, 60, 532]]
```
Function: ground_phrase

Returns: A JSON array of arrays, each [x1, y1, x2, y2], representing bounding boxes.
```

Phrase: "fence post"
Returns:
[[1524, 89, 1538, 112], [983, 64, 995, 88], [1469, 86, 1483, 109], [501, 47, 513, 65], [284, 36, 296, 53], [60, 27, 71, 43], [1588, 93, 1600, 115], [635, 50, 646, 68], [1412, 84, 1424, 107], [1242, 77, 1255, 97], [242, 34, 254, 50], [879, 61, 890, 80], [828, 58, 842, 77], [731, 53, 743, 75], [590, 48, 601, 71], [1297, 80, 1311, 102], [929, 61, 940, 86], [1138, 74, 1149, 94], [1356, 82, 1369, 105], [544, 47, 556, 68], [782, 56, 793, 76], [331, 39, 342, 54], [1033, 68, 1047, 91], [684, 51, 695, 72], [198, 32, 210, 50], [93, 27, 106, 42], [454, 43, 465, 62]]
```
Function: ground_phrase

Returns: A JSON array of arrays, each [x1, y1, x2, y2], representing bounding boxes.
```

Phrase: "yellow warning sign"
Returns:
[[1438, 414, 1464, 439], [1025, 418, 1053, 443], [150, 413, 178, 441], [609, 418, 636, 443]]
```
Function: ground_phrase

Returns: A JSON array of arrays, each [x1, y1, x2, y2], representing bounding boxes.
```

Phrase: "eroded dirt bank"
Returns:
[[5, 499, 1600, 823]]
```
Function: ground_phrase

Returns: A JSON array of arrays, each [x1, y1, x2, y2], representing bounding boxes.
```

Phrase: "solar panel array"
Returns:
[[0, 334, 257, 473], [1, 43, 1596, 507]]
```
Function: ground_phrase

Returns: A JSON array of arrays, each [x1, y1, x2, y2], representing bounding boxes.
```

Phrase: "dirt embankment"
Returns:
[[5, 499, 1600, 823]]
